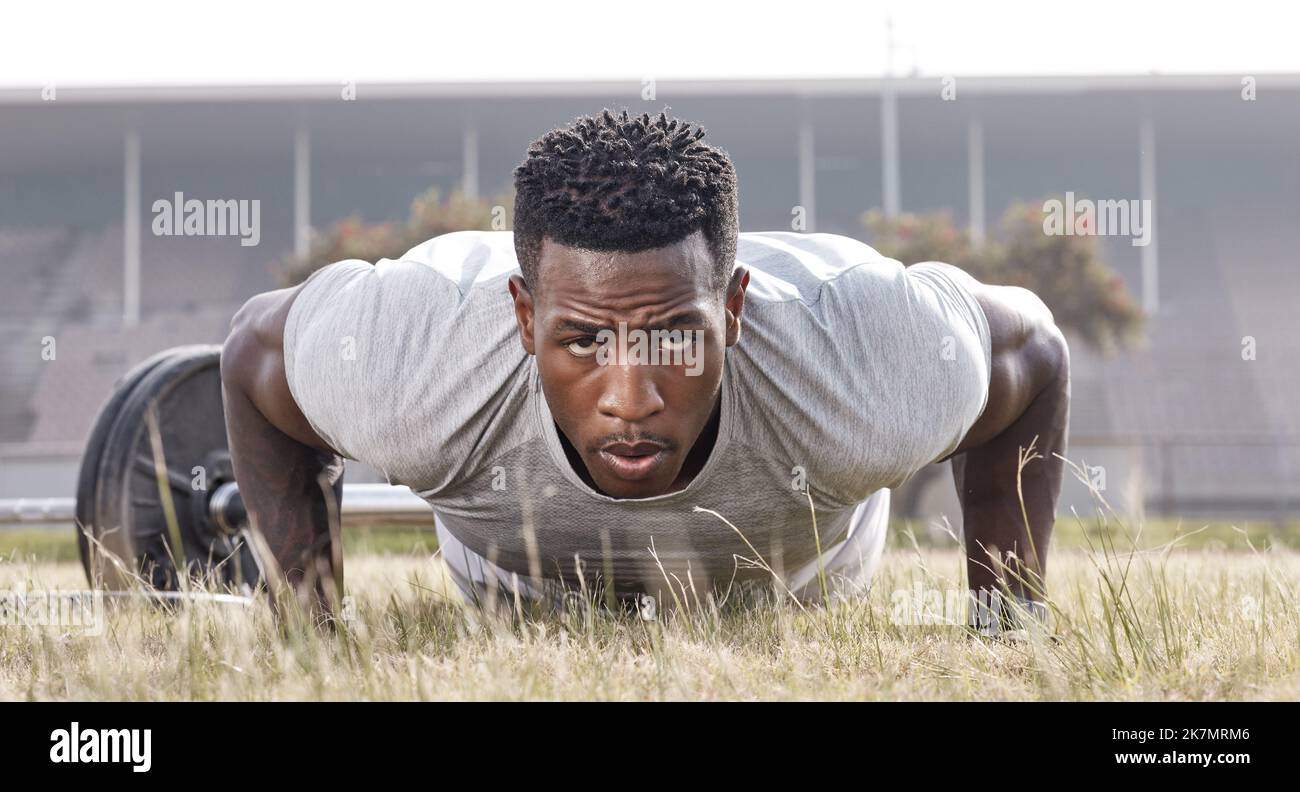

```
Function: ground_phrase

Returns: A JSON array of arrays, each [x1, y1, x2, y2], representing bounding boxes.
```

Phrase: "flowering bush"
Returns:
[[278, 188, 514, 286], [863, 202, 1145, 353]]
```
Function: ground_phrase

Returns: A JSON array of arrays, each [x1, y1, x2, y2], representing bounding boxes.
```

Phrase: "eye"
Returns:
[[659, 332, 696, 352], [565, 337, 601, 357]]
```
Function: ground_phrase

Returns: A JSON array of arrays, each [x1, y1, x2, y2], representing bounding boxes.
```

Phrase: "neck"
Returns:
[[670, 395, 722, 491]]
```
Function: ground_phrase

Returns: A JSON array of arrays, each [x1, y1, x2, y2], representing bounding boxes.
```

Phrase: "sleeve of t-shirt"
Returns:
[[840, 257, 992, 490], [743, 249, 993, 505], [280, 254, 529, 495], [727, 232, 993, 508]]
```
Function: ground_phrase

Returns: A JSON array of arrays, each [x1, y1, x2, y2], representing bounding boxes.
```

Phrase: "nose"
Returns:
[[596, 363, 665, 424]]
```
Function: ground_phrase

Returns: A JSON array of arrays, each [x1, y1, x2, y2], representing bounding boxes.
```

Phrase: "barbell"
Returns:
[[0, 345, 437, 591]]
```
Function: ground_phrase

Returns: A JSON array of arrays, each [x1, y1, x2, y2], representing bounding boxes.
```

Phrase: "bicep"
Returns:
[[222, 286, 337, 454], [951, 283, 1068, 455]]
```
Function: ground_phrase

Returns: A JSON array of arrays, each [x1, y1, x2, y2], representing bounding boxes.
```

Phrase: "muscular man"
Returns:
[[221, 110, 1069, 626]]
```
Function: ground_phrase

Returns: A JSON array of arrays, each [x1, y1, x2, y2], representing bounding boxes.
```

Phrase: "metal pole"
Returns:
[[123, 130, 141, 327], [0, 483, 434, 528], [1139, 118, 1159, 314], [967, 118, 985, 245], [293, 126, 312, 258], [461, 116, 479, 201], [798, 113, 816, 232], [880, 14, 900, 218]]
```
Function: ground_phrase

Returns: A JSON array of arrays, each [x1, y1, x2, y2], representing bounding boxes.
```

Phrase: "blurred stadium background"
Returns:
[[1, 74, 1297, 529]]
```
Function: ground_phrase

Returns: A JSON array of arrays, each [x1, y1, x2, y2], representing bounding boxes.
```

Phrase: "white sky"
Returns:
[[1, 0, 1296, 87]]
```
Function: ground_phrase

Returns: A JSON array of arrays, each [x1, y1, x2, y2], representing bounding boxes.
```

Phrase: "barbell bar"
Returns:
[[0, 482, 433, 528]]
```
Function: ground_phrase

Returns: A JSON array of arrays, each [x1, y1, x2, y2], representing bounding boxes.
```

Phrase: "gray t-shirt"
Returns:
[[283, 230, 991, 596]]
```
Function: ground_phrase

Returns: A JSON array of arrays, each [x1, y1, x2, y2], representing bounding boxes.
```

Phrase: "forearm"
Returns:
[[222, 378, 344, 591], [954, 365, 1069, 603]]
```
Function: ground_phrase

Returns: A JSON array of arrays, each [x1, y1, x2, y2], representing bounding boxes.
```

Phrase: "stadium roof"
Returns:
[[3, 73, 1299, 105]]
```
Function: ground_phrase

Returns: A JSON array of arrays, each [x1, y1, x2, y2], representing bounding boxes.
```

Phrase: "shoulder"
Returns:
[[956, 282, 1069, 451], [283, 230, 521, 358], [395, 229, 522, 292], [737, 231, 885, 266], [728, 236, 994, 501], [275, 231, 532, 489], [285, 230, 519, 312], [736, 231, 901, 305]]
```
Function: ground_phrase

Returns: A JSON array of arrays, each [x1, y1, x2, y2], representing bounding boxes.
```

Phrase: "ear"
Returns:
[[723, 267, 749, 347], [507, 275, 536, 355]]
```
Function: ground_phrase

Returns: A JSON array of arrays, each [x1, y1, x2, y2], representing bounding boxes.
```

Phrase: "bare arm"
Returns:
[[220, 286, 345, 613], [947, 284, 1071, 624]]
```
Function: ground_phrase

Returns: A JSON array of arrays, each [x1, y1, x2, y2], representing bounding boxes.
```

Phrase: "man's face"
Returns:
[[509, 230, 746, 499]]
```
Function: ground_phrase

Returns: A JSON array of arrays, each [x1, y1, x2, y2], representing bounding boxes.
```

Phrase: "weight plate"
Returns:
[[83, 345, 260, 590], [75, 348, 176, 583]]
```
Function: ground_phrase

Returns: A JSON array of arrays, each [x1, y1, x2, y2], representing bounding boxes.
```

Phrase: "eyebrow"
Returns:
[[662, 311, 707, 329], [553, 312, 706, 336], [554, 319, 611, 336]]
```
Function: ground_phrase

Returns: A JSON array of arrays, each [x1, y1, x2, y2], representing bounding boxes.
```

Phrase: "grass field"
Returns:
[[2, 510, 1298, 701]]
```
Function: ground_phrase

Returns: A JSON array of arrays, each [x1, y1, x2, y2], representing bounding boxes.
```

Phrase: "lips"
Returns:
[[598, 441, 668, 481]]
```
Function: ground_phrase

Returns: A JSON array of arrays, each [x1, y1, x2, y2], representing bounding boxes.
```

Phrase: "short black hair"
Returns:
[[512, 109, 739, 291]]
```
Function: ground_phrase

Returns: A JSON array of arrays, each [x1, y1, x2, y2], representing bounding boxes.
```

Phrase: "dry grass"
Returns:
[[2, 524, 1298, 700]]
